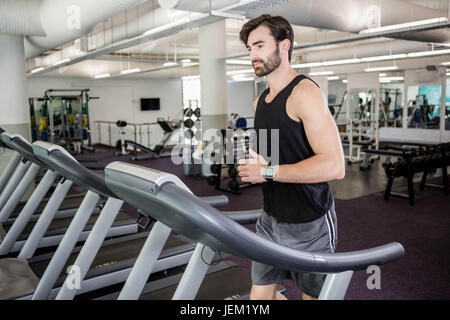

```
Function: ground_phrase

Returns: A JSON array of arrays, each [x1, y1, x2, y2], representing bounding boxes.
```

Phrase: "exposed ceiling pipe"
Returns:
[[20, 0, 147, 58], [158, 0, 241, 12], [166, 0, 450, 43], [84, 6, 196, 54], [239, 0, 450, 43], [301, 39, 430, 63], [27, 13, 225, 77]]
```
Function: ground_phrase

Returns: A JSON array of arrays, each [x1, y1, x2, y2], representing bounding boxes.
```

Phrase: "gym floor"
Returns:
[[77, 146, 450, 300]]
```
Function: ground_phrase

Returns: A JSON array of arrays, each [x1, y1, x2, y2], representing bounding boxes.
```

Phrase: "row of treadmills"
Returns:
[[0, 125, 405, 300]]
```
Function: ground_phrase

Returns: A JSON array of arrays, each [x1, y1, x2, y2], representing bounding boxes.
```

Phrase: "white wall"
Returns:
[[27, 77, 258, 147], [27, 77, 183, 147], [226, 80, 255, 118]]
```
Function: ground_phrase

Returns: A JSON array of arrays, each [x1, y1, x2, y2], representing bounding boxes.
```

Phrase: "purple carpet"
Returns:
[[78, 146, 450, 300]]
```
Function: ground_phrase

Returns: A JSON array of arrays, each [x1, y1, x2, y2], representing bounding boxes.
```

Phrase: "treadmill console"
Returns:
[[105, 162, 192, 194], [32, 141, 77, 162], [3, 133, 31, 146]]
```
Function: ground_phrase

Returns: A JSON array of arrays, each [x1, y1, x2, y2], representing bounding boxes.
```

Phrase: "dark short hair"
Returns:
[[240, 14, 294, 61]]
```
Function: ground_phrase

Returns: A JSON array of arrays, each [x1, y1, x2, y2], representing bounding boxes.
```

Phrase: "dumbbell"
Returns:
[[207, 176, 219, 186], [184, 119, 195, 129], [228, 179, 240, 193], [210, 164, 222, 175], [227, 165, 238, 179]]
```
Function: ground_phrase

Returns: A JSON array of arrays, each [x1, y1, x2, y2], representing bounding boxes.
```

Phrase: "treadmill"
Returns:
[[0, 141, 238, 300], [0, 131, 104, 220], [104, 162, 405, 300], [0, 126, 24, 192], [0, 133, 137, 256]]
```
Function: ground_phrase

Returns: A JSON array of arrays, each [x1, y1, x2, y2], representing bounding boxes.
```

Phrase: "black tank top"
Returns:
[[254, 74, 333, 223]]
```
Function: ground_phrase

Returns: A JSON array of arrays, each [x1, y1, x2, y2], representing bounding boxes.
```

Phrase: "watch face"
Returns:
[[265, 167, 274, 177]]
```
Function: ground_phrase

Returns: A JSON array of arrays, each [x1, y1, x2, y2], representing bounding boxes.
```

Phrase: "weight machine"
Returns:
[[336, 89, 379, 164], [29, 89, 97, 154], [379, 88, 402, 128]]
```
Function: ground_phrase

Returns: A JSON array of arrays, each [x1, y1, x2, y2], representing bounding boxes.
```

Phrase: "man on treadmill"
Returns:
[[237, 14, 345, 300]]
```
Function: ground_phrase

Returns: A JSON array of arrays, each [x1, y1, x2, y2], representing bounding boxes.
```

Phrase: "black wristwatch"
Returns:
[[263, 166, 276, 182]]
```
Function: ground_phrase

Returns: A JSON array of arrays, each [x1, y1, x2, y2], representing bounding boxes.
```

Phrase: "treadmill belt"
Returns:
[[29, 232, 191, 288], [12, 194, 98, 218], [10, 210, 133, 241], [138, 261, 252, 300]]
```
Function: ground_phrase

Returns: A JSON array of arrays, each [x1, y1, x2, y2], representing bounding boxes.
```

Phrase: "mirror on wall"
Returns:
[[407, 85, 442, 129], [446, 78, 450, 131], [328, 78, 347, 121], [380, 83, 403, 128]]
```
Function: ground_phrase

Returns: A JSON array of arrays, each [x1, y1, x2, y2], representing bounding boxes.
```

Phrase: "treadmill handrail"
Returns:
[[105, 163, 404, 274], [199, 195, 229, 208], [1, 133, 49, 169], [32, 142, 117, 198], [161, 183, 404, 273]]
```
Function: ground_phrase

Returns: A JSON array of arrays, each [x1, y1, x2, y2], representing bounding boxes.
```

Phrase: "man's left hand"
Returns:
[[237, 149, 268, 184]]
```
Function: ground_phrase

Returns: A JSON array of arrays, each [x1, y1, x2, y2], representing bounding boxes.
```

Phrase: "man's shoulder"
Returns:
[[291, 77, 321, 98]]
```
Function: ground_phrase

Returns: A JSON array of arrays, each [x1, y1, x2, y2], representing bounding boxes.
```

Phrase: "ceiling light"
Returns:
[[382, 76, 404, 81], [226, 69, 254, 76], [342, 79, 348, 84], [143, 18, 190, 36], [309, 71, 334, 76], [53, 58, 71, 66], [365, 66, 398, 72], [94, 73, 110, 79], [181, 59, 191, 63], [322, 58, 360, 66], [226, 59, 252, 65], [181, 62, 199, 67], [327, 76, 340, 80], [120, 68, 141, 75], [163, 61, 178, 67], [232, 76, 254, 82], [361, 54, 407, 62], [292, 62, 323, 68], [31, 67, 44, 73], [408, 48, 450, 57], [379, 73, 387, 77], [441, 61, 450, 65], [379, 78, 391, 83], [359, 17, 448, 34]]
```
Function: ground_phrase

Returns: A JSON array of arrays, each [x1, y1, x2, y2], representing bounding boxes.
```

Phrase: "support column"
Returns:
[[199, 20, 228, 175], [0, 35, 30, 173]]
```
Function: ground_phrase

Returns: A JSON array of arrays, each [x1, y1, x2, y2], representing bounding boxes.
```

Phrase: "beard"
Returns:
[[253, 45, 282, 77]]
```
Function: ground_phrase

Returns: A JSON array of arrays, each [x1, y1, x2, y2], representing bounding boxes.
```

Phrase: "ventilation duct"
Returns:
[[162, 0, 450, 43], [0, 0, 147, 58], [158, 0, 241, 12]]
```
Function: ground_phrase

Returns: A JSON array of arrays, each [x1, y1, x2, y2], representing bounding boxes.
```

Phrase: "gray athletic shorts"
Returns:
[[251, 201, 338, 299]]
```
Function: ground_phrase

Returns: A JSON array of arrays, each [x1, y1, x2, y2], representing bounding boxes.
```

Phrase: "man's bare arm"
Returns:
[[274, 80, 345, 183]]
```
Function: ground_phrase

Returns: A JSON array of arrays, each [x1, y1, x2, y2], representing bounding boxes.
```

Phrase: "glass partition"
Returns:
[[380, 83, 403, 128], [407, 85, 441, 129], [446, 78, 450, 130]]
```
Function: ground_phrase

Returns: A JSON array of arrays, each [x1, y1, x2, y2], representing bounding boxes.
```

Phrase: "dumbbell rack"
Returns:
[[183, 100, 202, 176], [207, 129, 258, 195], [383, 143, 450, 206]]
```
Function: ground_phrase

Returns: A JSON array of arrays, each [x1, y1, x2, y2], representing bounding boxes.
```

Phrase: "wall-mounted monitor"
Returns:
[[141, 98, 160, 111]]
